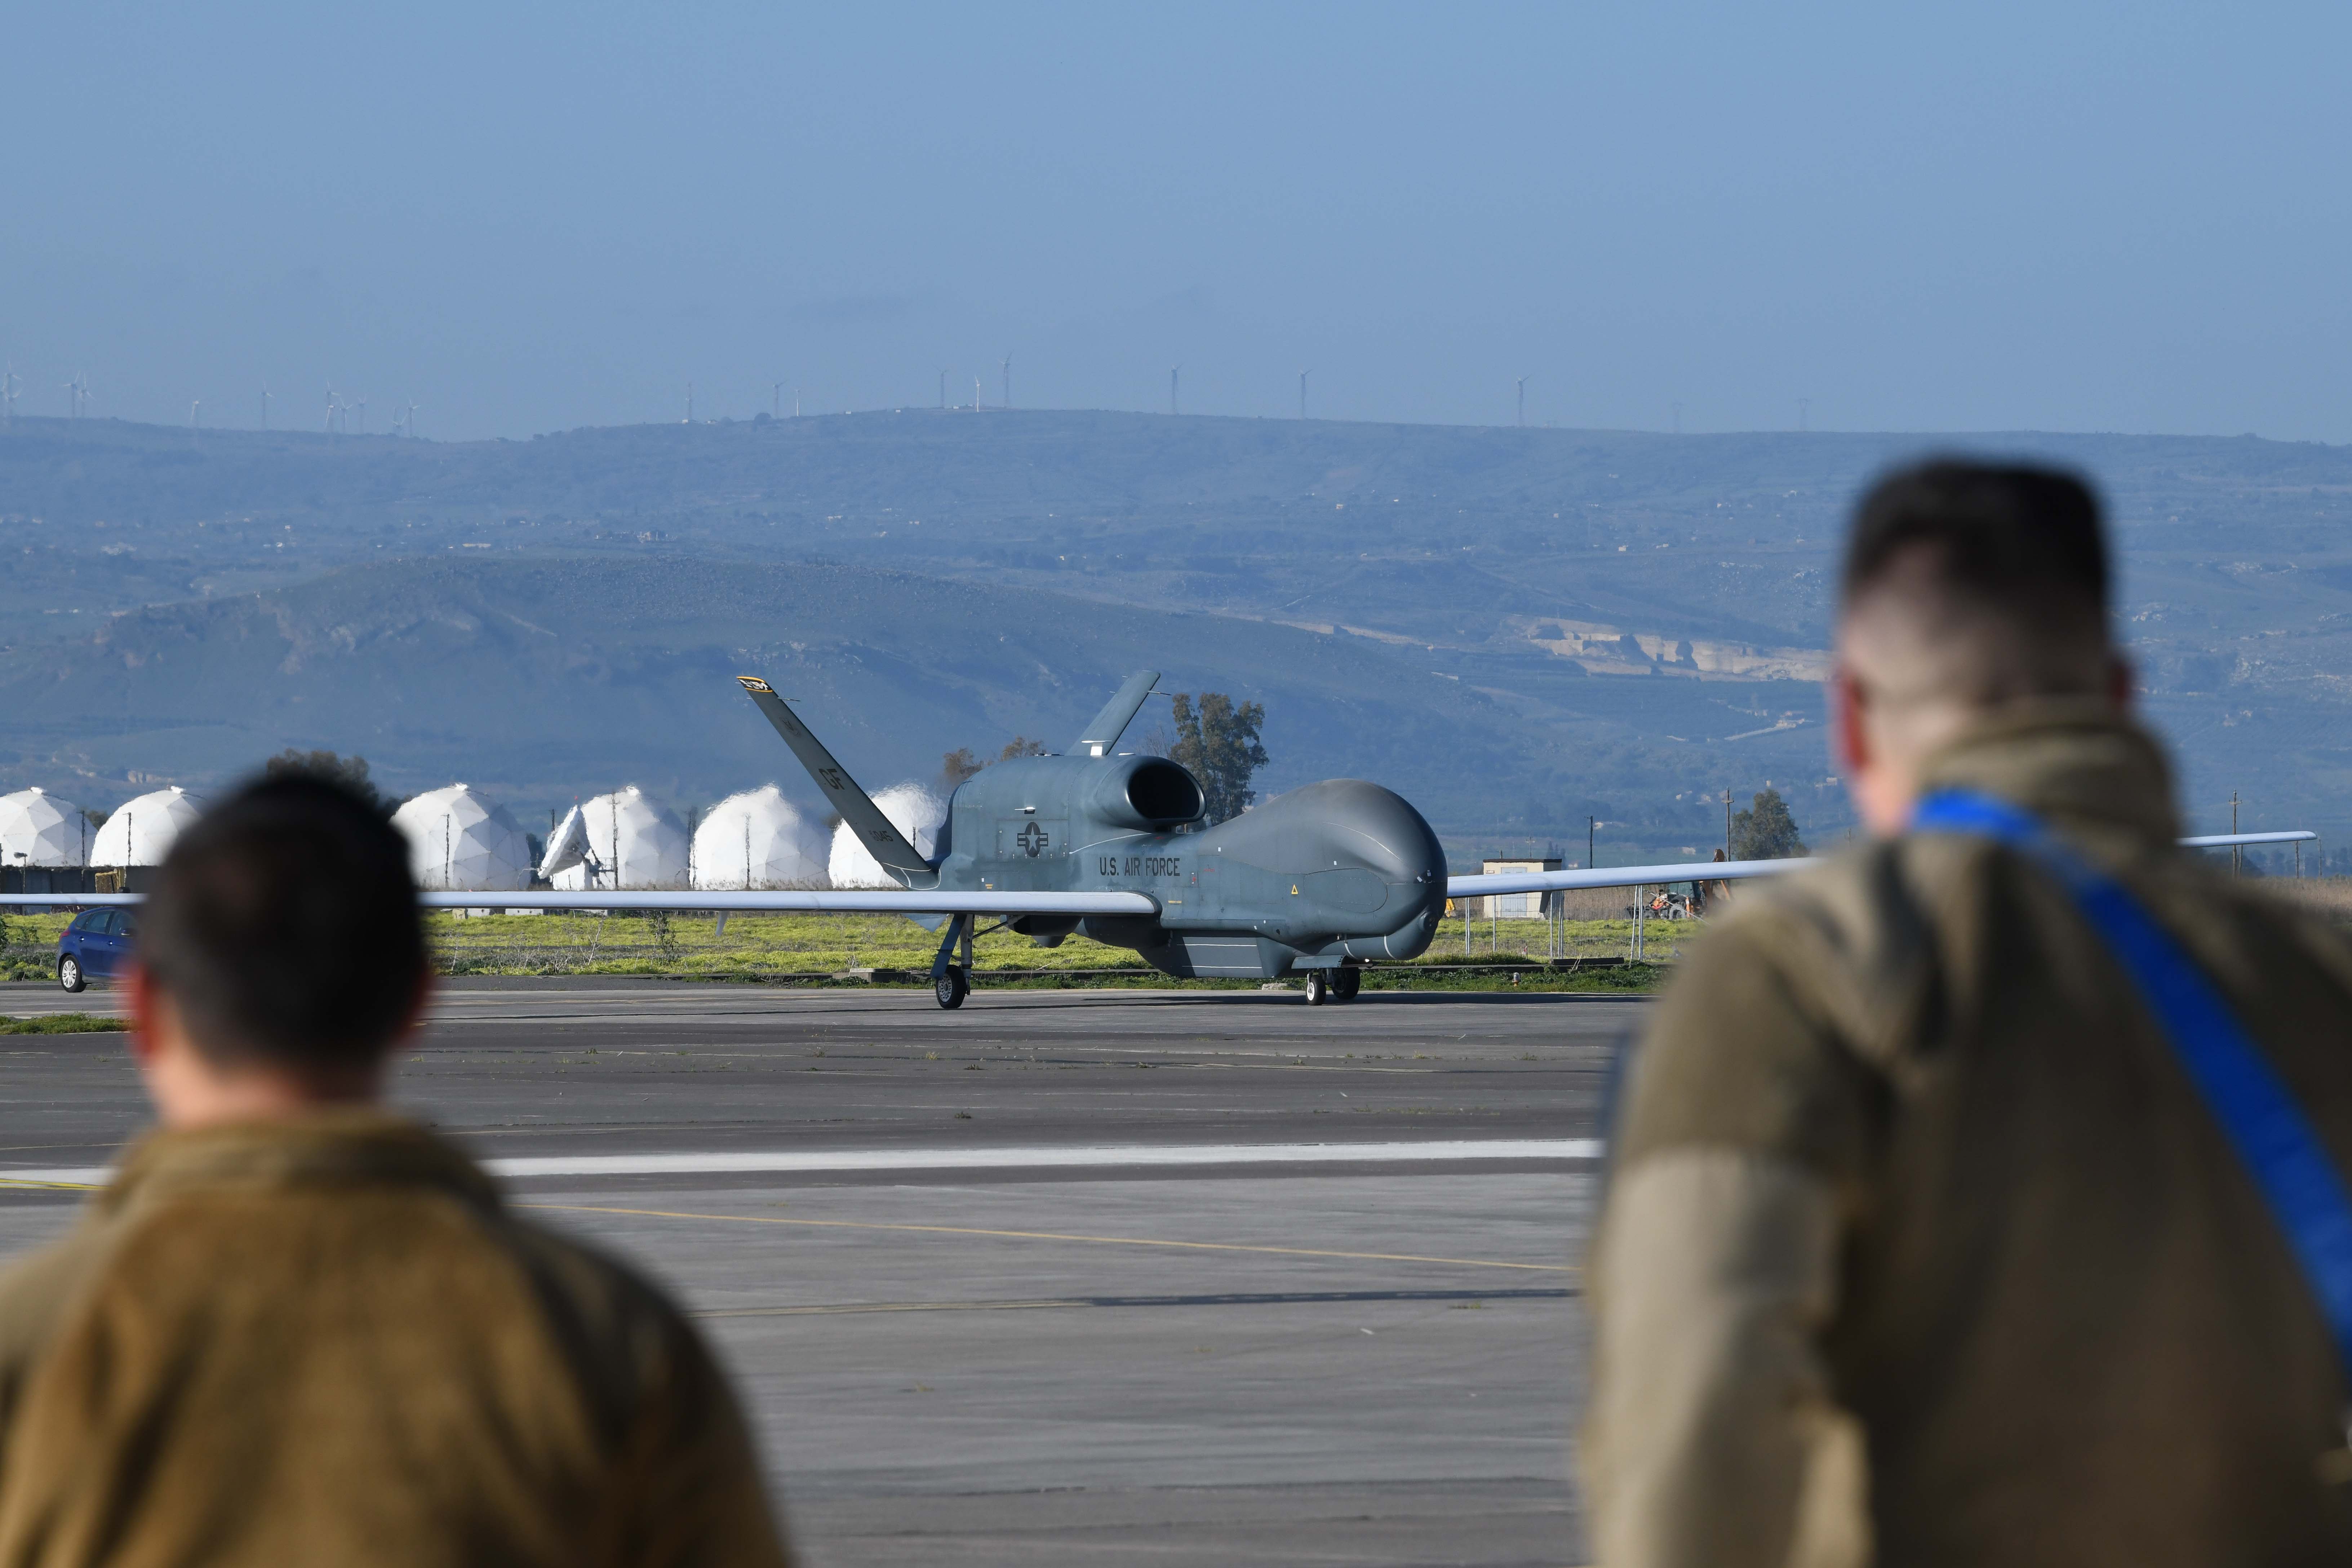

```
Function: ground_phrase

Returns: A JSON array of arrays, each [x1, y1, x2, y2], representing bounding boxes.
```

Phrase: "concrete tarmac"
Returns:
[[0, 980, 1641, 1566]]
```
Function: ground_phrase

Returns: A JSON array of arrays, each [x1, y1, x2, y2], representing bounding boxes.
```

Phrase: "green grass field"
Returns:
[[0, 1013, 127, 1034], [1, 907, 1686, 991]]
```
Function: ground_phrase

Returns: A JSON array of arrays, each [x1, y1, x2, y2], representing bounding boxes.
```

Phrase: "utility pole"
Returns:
[[1588, 816, 1597, 871], [1724, 789, 1732, 854]]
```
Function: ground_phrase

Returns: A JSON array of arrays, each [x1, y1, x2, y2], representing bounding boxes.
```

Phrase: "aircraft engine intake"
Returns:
[[1083, 755, 1205, 832]]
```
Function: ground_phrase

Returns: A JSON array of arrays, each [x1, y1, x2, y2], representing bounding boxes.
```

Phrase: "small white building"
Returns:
[[392, 784, 535, 892], [91, 787, 205, 867], [828, 782, 944, 888], [0, 788, 92, 869], [1466, 857, 1564, 920], [693, 786, 829, 889], [540, 787, 690, 890]]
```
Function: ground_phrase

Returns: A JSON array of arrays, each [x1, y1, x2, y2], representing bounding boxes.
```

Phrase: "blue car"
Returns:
[[57, 907, 136, 992]]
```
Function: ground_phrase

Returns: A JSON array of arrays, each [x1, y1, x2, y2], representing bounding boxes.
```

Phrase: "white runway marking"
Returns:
[[0, 1137, 1602, 1188]]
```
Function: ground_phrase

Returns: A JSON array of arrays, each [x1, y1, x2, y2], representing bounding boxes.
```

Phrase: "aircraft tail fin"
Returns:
[[1073, 670, 1160, 757], [734, 676, 932, 880]]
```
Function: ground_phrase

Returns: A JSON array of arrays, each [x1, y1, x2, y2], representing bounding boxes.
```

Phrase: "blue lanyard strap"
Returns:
[[1913, 789, 2352, 1378]]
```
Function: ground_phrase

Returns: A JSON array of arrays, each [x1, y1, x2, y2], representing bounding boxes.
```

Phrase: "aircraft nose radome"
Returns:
[[1213, 779, 1444, 891]]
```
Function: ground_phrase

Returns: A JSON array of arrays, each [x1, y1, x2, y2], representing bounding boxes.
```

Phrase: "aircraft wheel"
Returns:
[[1303, 970, 1329, 1006], [1333, 968, 1361, 1001], [935, 965, 969, 1010], [58, 954, 85, 994]]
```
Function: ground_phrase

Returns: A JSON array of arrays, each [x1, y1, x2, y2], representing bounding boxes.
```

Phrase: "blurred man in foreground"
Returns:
[[1583, 461, 2352, 1565], [0, 776, 793, 1567]]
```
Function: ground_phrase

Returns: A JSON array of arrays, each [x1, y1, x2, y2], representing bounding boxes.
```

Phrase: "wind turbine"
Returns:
[[403, 400, 418, 438], [1298, 369, 1309, 420], [1000, 352, 1012, 409], [1516, 376, 1527, 427], [685, 382, 694, 423], [937, 368, 946, 410], [772, 382, 781, 419], [973, 374, 982, 410], [261, 385, 271, 430], [1170, 365, 1180, 416], [356, 397, 366, 435], [190, 399, 201, 428]]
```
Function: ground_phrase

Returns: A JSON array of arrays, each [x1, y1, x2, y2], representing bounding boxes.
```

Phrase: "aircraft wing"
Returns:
[[1451, 829, 2320, 897], [1448, 858, 1798, 897], [0, 890, 1161, 915]]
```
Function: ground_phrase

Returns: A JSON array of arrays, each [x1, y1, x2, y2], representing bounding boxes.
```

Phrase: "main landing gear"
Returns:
[[931, 914, 979, 1010], [1302, 967, 1362, 1006]]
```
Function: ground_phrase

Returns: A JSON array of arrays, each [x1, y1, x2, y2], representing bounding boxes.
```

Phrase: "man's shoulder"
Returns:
[[480, 1206, 707, 1381], [1686, 840, 1954, 1054]]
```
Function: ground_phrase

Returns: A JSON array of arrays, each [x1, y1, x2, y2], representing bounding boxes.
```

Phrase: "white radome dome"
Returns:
[[91, 787, 205, 867], [542, 787, 689, 890], [692, 786, 829, 889], [392, 784, 535, 892], [0, 788, 92, 869], [828, 782, 944, 888]]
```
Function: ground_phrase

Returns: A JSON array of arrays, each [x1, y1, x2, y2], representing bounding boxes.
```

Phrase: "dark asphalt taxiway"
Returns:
[[0, 981, 1640, 1566]]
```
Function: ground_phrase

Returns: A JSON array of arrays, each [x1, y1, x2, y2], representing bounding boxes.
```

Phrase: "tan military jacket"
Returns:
[[0, 1111, 793, 1568], [1584, 702, 2352, 1568]]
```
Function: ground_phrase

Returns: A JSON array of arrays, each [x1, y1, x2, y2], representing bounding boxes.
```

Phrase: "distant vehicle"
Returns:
[[57, 907, 136, 992]]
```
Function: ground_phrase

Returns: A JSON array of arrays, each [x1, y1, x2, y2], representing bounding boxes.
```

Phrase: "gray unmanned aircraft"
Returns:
[[15, 670, 2320, 1008]]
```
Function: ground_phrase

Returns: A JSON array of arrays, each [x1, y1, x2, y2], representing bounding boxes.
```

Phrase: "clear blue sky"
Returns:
[[6, 2, 2345, 441]]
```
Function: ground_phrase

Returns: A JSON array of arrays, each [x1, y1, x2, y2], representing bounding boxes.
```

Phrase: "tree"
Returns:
[[1168, 692, 1269, 826], [1729, 787, 1807, 859], [262, 749, 394, 815], [999, 736, 1047, 761], [939, 748, 983, 791]]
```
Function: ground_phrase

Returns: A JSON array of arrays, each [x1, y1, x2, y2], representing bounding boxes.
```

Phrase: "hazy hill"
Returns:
[[0, 555, 1838, 865], [2, 410, 2347, 854]]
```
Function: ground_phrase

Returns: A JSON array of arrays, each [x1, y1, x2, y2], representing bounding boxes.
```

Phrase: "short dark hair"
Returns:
[[142, 774, 425, 1069], [1843, 459, 2110, 631]]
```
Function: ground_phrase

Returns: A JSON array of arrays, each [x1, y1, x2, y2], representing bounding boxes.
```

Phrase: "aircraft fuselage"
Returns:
[[935, 754, 1447, 980]]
